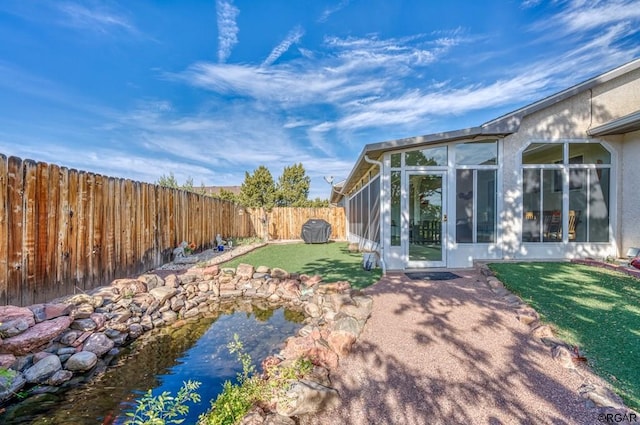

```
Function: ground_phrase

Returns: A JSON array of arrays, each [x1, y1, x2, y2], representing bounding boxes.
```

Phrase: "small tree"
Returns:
[[239, 166, 276, 240], [276, 163, 310, 207], [238, 166, 276, 209]]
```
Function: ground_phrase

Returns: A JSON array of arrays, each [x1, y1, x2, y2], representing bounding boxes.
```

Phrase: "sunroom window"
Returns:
[[521, 142, 610, 243], [455, 140, 498, 243]]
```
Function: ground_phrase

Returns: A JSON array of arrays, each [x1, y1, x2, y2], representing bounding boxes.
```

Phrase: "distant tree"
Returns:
[[276, 163, 310, 207], [182, 176, 195, 192], [238, 166, 276, 209], [156, 172, 180, 189], [215, 188, 238, 202], [304, 197, 330, 207], [157, 174, 211, 196]]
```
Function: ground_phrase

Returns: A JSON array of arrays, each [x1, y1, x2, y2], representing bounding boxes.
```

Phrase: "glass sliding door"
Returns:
[[406, 172, 446, 267]]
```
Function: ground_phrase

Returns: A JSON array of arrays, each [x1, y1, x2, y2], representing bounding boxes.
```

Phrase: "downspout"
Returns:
[[363, 154, 386, 275]]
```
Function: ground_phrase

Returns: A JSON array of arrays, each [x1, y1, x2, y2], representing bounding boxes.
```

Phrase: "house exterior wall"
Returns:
[[591, 68, 640, 125], [620, 129, 640, 254], [500, 70, 640, 262]]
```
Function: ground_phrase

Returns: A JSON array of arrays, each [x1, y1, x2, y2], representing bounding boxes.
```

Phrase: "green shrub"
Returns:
[[198, 334, 313, 425], [124, 380, 201, 425]]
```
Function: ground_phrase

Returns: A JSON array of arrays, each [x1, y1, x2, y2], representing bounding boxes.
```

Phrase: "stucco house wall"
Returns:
[[591, 68, 640, 124], [620, 129, 640, 254], [499, 66, 640, 261]]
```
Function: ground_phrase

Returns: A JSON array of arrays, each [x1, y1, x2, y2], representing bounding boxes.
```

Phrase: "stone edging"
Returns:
[[475, 263, 638, 418], [0, 260, 373, 424], [570, 258, 640, 280]]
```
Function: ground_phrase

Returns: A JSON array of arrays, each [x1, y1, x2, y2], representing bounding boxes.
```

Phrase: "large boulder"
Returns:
[[236, 263, 255, 280], [66, 294, 103, 308], [65, 351, 98, 372], [332, 315, 363, 338], [149, 286, 178, 305], [327, 330, 356, 357], [83, 333, 115, 357], [0, 318, 32, 338], [48, 369, 73, 386], [271, 268, 289, 279], [28, 303, 72, 323], [112, 279, 148, 297], [137, 274, 164, 291], [281, 336, 338, 369], [0, 306, 35, 336], [23, 355, 62, 383], [1, 316, 73, 355], [275, 379, 340, 417]]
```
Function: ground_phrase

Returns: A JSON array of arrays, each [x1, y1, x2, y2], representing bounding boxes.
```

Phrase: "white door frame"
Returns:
[[403, 170, 448, 268]]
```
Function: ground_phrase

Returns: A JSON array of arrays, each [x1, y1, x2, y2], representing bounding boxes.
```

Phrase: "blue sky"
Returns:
[[0, 1, 639, 199]]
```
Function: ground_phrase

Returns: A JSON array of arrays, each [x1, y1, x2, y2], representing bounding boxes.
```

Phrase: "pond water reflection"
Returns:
[[1, 301, 305, 425]]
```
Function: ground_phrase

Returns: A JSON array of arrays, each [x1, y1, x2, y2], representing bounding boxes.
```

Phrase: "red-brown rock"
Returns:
[[317, 281, 351, 294], [112, 279, 147, 297], [0, 353, 16, 368], [0, 306, 35, 327], [327, 330, 356, 357], [300, 275, 323, 287], [1, 316, 73, 355], [236, 263, 255, 280], [281, 335, 339, 369], [202, 265, 220, 277], [28, 303, 72, 323]]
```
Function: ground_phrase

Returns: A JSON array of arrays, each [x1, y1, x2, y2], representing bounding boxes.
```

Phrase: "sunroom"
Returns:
[[334, 58, 639, 270]]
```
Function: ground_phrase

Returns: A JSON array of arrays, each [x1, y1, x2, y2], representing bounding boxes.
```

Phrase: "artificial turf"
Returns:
[[489, 262, 640, 411], [223, 241, 382, 289]]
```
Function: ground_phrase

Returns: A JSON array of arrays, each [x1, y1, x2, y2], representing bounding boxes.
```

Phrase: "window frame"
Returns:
[[521, 141, 613, 244]]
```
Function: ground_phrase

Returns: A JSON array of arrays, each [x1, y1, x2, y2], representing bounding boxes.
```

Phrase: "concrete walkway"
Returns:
[[300, 270, 612, 425]]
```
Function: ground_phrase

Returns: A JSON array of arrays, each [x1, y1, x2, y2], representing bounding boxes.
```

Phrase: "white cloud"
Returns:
[[558, 0, 640, 33], [529, 0, 640, 35], [216, 0, 240, 63], [262, 26, 305, 67], [318, 0, 350, 23], [521, 0, 542, 8], [175, 32, 462, 111], [56, 2, 137, 35]]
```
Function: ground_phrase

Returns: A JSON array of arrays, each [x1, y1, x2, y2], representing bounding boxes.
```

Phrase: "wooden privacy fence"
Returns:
[[248, 207, 346, 240], [0, 154, 346, 306], [0, 155, 256, 306]]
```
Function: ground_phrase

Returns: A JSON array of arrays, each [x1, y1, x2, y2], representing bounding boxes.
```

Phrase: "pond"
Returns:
[[0, 301, 305, 424]]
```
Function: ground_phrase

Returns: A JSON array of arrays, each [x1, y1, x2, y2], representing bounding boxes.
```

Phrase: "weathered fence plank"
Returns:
[[68, 169, 79, 294], [23, 160, 38, 306], [0, 154, 8, 305], [46, 164, 60, 298], [7, 156, 24, 306]]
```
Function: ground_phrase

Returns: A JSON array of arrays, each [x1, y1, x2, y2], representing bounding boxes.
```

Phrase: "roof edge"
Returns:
[[483, 58, 640, 129], [337, 126, 508, 200], [588, 110, 640, 136]]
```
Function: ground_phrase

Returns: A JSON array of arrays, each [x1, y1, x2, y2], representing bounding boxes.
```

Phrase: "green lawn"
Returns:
[[489, 262, 640, 411], [223, 241, 382, 289]]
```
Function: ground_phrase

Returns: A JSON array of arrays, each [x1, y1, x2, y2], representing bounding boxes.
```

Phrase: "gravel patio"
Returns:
[[299, 271, 626, 425]]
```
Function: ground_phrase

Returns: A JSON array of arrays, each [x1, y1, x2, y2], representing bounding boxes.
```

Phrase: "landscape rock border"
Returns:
[[0, 249, 373, 423], [476, 262, 638, 419]]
